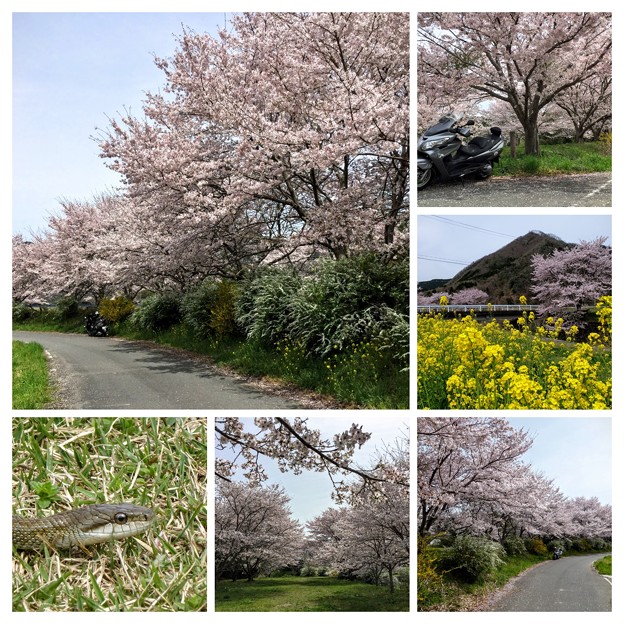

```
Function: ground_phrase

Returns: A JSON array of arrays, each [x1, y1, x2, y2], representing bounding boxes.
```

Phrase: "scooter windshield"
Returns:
[[423, 116, 456, 136]]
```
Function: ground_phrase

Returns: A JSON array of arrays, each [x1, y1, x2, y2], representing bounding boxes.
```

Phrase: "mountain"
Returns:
[[422, 231, 571, 304]]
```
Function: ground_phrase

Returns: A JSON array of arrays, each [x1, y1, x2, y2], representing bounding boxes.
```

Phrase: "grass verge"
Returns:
[[594, 555, 612, 575], [497, 140, 611, 176], [418, 550, 548, 612], [216, 576, 409, 612], [12, 341, 52, 409], [12, 417, 207, 612]]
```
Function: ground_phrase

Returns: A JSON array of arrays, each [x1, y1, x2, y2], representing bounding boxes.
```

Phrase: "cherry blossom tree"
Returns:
[[306, 437, 409, 592], [215, 481, 304, 581], [99, 12, 409, 273], [417, 417, 534, 538], [418, 417, 612, 543], [418, 12, 612, 154], [531, 236, 612, 318], [214, 416, 401, 496]]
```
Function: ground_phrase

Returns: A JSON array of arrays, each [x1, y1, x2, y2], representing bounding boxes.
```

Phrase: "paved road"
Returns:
[[489, 553, 611, 612], [417, 172, 611, 207], [13, 331, 302, 409]]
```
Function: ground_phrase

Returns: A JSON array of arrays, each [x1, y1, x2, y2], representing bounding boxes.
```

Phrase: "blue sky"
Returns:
[[12, 11, 226, 236], [506, 417, 611, 505], [418, 214, 612, 282], [216, 416, 409, 527]]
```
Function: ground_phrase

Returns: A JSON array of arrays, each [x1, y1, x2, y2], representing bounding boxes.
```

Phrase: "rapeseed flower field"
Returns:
[[418, 296, 611, 410]]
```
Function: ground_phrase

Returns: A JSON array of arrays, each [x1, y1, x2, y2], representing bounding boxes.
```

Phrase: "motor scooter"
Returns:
[[552, 547, 563, 560], [85, 311, 108, 337], [417, 115, 505, 189]]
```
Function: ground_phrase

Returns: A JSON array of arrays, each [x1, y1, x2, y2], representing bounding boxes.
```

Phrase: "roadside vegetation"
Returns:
[[216, 575, 408, 612], [13, 254, 409, 410], [12, 341, 52, 409], [418, 535, 612, 611], [594, 555, 612, 575], [497, 136, 611, 176]]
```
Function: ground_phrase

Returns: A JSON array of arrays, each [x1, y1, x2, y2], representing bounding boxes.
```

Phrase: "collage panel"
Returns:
[[12, 416, 207, 612], [417, 11, 611, 208], [416, 416, 612, 612], [417, 214, 612, 411], [213, 415, 410, 612]]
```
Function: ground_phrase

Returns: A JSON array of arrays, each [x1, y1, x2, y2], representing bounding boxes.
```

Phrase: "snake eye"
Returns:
[[114, 512, 128, 525]]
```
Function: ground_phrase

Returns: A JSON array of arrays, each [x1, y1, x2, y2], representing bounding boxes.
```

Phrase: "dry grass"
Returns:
[[12, 416, 207, 611]]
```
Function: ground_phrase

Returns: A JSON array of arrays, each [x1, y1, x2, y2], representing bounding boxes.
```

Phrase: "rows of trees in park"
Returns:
[[12, 13, 409, 398], [418, 12, 612, 152], [418, 418, 612, 604], [215, 418, 409, 594]]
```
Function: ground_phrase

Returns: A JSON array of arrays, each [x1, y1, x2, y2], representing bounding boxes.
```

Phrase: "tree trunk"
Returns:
[[523, 122, 540, 155]]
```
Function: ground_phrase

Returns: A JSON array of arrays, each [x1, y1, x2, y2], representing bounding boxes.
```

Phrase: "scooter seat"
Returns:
[[459, 134, 501, 156]]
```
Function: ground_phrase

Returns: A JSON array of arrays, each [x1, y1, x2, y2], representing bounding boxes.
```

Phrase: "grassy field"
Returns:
[[12, 417, 207, 612], [14, 315, 408, 409], [215, 576, 409, 612], [497, 140, 611, 176], [12, 340, 52, 409]]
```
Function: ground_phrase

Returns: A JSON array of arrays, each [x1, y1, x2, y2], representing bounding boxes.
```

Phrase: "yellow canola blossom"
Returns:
[[418, 305, 611, 410]]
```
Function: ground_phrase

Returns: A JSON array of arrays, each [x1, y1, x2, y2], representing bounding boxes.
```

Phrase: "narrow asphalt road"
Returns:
[[13, 331, 302, 409], [417, 172, 611, 207], [489, 553, 611, 612]]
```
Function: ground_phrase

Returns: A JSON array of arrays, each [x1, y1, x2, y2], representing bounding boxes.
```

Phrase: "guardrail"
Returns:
[[417, 304, 540, 314]]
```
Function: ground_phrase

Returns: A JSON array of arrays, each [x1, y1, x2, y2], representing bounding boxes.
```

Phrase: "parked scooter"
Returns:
[[552, 547, 564, 560], [85, 311, 108, 337], [417, 115, 505, 189]]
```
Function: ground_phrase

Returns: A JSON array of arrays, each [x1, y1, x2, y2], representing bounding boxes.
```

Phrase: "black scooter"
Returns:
[[85, 311, 108, 337], [417, 116, 505, 189]]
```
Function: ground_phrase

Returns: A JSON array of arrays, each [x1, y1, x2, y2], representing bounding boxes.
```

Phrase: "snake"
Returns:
[[12, 503, 155, 551]]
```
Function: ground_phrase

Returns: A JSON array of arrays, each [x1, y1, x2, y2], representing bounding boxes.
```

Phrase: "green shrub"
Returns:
[[589, 537, 608, 551], [13, 301, 35, 323], [503, 535, 527, 556], [53, 297, 81, 320], [442, 535, 505, 582], [570, 537, 593, 552], [98, 296, 135, 323], [525, 537, 549, 556], [547, 539, 566, 553], [236, 269, 302, 344], [182, 280, 240, 338], [130, 292, 181, 332]]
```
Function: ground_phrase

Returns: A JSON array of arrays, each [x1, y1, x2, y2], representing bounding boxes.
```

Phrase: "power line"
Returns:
[[421, 215, 515, 238], [417, 255, 470, 266]]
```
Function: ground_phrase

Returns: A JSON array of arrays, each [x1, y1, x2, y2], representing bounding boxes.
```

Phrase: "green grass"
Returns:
[[12, 341, 52, 409], [14, 314, 408, 409], [594, 555, 612, 575], [497, 140, 611, 176], [216, 576, 409, 612], [12, 417, 207, 612]]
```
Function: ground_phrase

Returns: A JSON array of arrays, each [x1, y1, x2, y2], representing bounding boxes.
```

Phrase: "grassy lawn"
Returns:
[[216, 576, 408, 612], [12, 417, 207, 611], [594, 555, 612, 575], [12, 340, 52, 409], [497, 140, 611, 176]]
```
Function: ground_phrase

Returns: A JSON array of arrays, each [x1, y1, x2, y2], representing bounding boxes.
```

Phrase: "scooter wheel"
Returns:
[[417, 168, 433, 189]]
